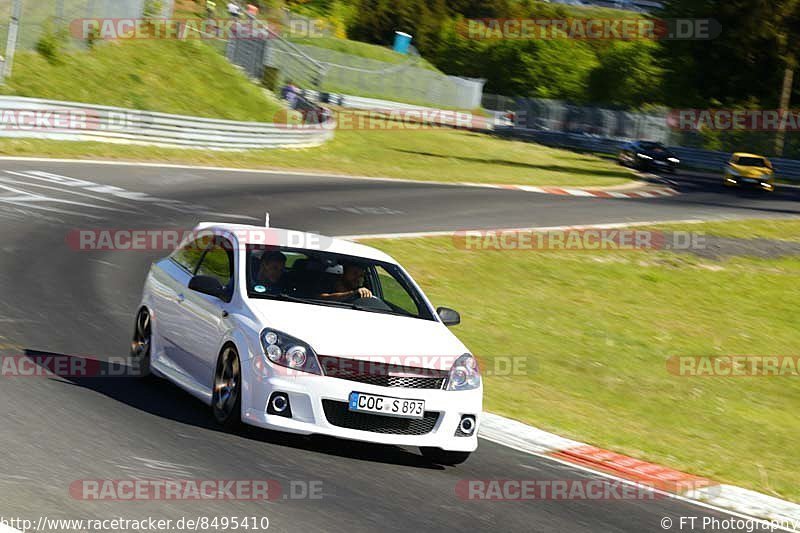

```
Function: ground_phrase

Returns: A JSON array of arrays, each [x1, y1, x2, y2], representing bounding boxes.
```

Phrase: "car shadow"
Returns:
[[23, 349, 446, 470]]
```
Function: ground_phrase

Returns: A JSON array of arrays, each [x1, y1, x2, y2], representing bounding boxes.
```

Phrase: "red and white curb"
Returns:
[[480, 412, 800, 530], [458, 182, 681, 198]]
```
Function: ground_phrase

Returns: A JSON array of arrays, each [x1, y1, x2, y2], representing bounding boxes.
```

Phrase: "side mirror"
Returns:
[[189, 275, 226, 299], [437, 307, 461, 327]]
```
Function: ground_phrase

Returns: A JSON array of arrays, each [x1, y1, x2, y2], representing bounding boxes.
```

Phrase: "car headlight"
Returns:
[[667, 157, 680, 164], [446, 353, 481, 391], [636, 153, 653, 160], [260, 329, 322, 375]]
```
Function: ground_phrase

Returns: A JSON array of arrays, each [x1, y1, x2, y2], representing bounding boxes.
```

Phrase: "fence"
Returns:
[[0, 0, 174, 50], [223, 14, 485, 110], [0, 95, 333, 150], [284, 44, 485, 109], [485, 94, 800, 161], [484, 95, 670, 142]]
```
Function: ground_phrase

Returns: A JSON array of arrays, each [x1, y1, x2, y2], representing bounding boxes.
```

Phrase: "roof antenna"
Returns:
[[265, 212, 270, 228]]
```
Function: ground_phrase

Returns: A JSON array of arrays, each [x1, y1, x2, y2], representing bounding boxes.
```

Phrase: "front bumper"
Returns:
[[241, 358, 482, 452], [724, 175, 774, 190], [640, 158, 678, 171]]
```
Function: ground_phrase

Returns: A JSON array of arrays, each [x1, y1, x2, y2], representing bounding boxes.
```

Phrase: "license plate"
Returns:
[[348, 392, 425, 419], [743, 178, 757, 183]]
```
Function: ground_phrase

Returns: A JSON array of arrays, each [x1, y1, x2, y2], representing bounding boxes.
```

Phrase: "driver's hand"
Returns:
[[355, 287, 373, 298]]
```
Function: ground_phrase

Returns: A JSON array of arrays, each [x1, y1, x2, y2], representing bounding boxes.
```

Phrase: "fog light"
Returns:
[[456, 415, 476, 436], [267, 392, 292, 418]]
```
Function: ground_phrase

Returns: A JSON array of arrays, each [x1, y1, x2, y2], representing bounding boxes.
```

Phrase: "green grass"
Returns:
[[289, 37, 442, 72], [653, 219, 800, 242], [1, 40, 284, 121], [368, 219, 800, 502], [0, 128, 636, 187]]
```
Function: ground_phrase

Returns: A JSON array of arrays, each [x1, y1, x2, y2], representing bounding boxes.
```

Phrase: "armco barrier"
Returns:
[[496, 128, 800, 181], [0, 96, 334, 150]]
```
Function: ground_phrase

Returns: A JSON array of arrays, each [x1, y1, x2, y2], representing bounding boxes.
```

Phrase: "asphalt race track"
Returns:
[[0, 159, 797, 533]]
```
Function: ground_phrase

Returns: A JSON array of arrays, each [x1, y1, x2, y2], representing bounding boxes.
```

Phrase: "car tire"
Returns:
[[212, 344, 242, 430], [130, 307, 152, 379], [420, 447, 471, 466]]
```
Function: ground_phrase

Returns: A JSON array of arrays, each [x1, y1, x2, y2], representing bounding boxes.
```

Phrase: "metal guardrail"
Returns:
[[298, 90, 493, 131], [0, 96, 334, 150], [496, 128, 800, 181]]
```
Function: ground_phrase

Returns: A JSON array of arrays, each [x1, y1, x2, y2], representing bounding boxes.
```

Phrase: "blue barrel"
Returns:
[[393, 32, 413, 54]]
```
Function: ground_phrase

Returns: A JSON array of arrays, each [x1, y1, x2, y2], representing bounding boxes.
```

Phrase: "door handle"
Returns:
[[176, 294, 185, 303]]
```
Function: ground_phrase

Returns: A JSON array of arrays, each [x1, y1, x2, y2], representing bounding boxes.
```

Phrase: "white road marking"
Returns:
[[3, 171, 145, 214], [0, 182, 128, 217], [0, 169, 259, 221]]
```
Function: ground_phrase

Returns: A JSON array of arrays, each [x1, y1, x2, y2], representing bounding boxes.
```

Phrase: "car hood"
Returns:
[[730, 163, 772, 177], [640, 148, 675, 160], [247, 299, 469, 369]]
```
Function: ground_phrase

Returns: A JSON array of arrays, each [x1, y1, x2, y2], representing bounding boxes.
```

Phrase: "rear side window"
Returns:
[[196, 238, 234, 288]]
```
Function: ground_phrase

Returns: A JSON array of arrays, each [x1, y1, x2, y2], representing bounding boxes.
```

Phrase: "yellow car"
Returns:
[[723, 153, 775, 192]]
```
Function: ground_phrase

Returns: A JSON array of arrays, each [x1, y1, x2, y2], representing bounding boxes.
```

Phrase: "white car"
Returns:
[[131, 221, 482, 465]]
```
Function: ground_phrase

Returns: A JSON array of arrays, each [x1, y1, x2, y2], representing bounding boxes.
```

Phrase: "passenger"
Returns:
[[255, 251, 286, 294], [320, 262, 373, 300]]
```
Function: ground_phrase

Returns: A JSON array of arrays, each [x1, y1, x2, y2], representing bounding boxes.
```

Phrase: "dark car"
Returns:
[[618, 141, 680, 173]]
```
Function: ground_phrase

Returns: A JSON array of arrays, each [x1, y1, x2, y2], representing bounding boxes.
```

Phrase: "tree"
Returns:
[[658, 0, 799, 109], [588, 41, 663, 107]]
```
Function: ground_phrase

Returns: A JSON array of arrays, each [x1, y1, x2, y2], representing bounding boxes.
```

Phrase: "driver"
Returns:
[[255, 251, 287, 295], [320, 261, 373, 300]]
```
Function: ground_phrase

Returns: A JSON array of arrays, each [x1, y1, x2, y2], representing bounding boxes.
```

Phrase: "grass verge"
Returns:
[[368, 219, 800, 502], [289, 37, 441, 72], [0, 129, 635, 187], [1, 40, 284, 121]]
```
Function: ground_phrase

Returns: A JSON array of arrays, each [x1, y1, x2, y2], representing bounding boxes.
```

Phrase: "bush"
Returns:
[[35, 21, 68, 65], [143, 0, 165, 18]]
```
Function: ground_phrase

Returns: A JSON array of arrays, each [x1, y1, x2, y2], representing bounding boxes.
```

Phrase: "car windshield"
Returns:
[[245, 245, 435, 321], [736, 157, 767, 167], [639, 142, 665, 151]]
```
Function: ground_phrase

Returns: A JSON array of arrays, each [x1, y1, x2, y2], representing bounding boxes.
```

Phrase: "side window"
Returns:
[[196, 238, 234, 288], [171, 237, 212, 273], [375, 266, 419, 317]]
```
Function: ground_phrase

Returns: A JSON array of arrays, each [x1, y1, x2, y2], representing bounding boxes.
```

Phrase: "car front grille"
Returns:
[[322, 400, 440, 435], [318, 356, 448, 390]]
